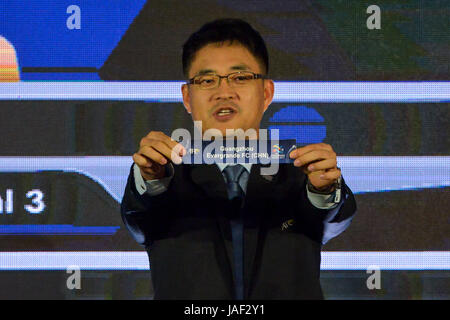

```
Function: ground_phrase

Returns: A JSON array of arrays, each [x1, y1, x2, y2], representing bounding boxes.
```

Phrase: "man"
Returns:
[[121, 18, 356, 299]]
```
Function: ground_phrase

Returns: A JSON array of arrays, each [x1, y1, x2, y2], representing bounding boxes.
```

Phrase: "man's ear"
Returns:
[[263, 79, 274, 113], [181, 84, 192, 114]]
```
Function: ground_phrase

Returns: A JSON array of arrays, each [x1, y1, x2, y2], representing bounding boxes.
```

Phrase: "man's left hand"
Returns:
[[289, 143, 341, 192]]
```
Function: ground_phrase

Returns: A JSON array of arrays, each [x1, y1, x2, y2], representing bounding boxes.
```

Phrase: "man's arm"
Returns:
[[121, 131, 185, 247], [294, 174, 356, 244], [289, 143, 356, 243], [133, 163, 175, 196], [309, 176, 356, 244], [121, 164, 175, 247], [128, 159, 356, 245], [314, 177, 356, 244]]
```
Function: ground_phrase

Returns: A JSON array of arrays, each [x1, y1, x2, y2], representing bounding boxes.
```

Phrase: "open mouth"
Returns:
[[213, 107, 237, 122]]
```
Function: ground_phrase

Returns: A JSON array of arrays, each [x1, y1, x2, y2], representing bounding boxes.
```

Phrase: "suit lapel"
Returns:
[[189, 164, 235, 297], [189, 164, 228, 200], [187, 163, 284, 298], [243, 164, 284, 298]]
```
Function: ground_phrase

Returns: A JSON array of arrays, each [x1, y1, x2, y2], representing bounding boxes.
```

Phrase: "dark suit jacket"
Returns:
[[121, 163, 357, 299]]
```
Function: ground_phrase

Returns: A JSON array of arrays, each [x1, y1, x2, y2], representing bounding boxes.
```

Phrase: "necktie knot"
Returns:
[[223, 164, 246, 202], [223, 164, 246, 184]]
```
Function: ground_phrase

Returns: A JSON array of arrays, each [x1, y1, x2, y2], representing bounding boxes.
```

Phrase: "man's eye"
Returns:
[[198, 77, 216, 85], [233, 75, 252, 82]]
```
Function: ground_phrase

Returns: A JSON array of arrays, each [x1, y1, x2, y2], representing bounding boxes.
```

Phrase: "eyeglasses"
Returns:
[[187, 71, 266, 89]]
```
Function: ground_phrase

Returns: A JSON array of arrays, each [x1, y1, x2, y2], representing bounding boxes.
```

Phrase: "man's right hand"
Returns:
[[133, 131, 186, 181]]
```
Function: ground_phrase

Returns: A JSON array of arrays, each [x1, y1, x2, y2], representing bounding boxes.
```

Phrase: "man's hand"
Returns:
[[133, 131, 186, 181], [289, 143, 341, 192]]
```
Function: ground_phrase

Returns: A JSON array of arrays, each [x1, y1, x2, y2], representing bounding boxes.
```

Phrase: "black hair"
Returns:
[[182, 18, 269, 77]]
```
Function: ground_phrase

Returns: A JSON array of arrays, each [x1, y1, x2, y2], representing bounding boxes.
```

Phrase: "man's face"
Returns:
[[182, 42, 274, 137]]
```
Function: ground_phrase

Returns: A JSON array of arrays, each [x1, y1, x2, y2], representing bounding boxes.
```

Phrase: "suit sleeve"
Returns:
[[120, 165, 174, 247], [134, 163, 175, 196], [319, 177, 357, 244], [295, 176, 357, 244]]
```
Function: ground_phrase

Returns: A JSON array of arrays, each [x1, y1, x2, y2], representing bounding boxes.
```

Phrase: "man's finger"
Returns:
[[163, 135, 186, 156], [139, 145, 168, 165], [133, 153, 164, 178], [165, 139, 186, 161], [318, 168, 341, 181], [289, 143, 333, 159], [133, 153, 152, 168], [151, 140, 184, 164], [142, 132, 186, 153], [133, 153, 153, 168], [306, 158, 337, 172], [152, 140, 182, 163], [151, 132, 185, 153], [293, 149, 336, 167], [141, 137, 185, 160]]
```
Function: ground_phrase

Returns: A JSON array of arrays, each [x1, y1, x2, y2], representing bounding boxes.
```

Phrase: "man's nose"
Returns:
[[214, 77, 237, 99]]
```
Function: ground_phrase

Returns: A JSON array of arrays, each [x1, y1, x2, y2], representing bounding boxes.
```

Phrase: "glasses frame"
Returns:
[[187, 71, 266, 89]]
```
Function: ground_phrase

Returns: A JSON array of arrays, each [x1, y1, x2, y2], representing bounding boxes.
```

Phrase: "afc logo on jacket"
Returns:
[[281, 219, 295, 231]]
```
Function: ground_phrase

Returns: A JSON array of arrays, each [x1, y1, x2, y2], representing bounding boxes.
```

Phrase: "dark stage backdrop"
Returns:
[[0, 0, 448, 299]]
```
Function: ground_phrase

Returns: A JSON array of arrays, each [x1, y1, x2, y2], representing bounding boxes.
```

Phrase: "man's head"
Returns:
[[181, 19, 274, 137]]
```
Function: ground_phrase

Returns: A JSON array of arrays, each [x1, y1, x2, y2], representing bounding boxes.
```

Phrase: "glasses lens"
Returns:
[[194, 75, 218, 88], [229, 72, 255, 86]]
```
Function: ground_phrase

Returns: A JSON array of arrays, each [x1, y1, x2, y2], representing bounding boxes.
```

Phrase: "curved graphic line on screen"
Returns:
[[0, 251, 448, 271], [0, 82, 449, 102], [0, 225, 120, 235]]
